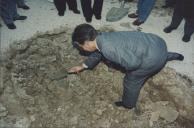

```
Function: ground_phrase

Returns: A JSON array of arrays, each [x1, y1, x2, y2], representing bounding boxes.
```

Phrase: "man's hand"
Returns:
[[68, 65, 85, 73]]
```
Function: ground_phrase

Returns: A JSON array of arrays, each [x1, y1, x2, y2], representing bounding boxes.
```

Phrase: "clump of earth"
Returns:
[[0, 26, 194, 128]]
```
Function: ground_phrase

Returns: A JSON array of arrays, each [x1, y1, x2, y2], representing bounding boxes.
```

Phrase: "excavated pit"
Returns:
[[0, 27, 194, 128]]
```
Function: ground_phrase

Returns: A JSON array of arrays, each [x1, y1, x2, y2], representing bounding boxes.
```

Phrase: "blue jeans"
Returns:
[[0, 0, 19, 24], [137, 0, 156, 22]]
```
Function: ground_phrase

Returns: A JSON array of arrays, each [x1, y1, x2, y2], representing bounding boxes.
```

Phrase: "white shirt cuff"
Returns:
[[82, 63, 88, 69]]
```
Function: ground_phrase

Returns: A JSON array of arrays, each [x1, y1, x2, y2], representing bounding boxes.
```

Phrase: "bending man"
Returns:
[[69, 24, 184, 109]]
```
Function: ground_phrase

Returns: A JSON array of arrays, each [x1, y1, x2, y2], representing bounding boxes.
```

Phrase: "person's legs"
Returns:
[[16, 0, 25, 6], [128, 0, 143, 18], [138, 0, 156, 22], [137, 0, 144, 15], [93, 0, 103, 20], [163, 0, 176, 8], [66, 0, 80, 14], [182, 19, 194, 42], [81, 0, 93, 22], [121, 72, 148, 108], [167, 52, 184, 61], [16, 0, 29, 10], [54, 0, 66, 16], [11, 1, 20, 20], [12, 0, 27, 21], [0, 0, 17, 29], [164, 7, 183, 33], [0, 0, 13, 25]]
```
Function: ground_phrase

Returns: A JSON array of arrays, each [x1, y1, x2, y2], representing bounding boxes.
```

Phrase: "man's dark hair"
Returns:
[[72, 24, 98, 45]]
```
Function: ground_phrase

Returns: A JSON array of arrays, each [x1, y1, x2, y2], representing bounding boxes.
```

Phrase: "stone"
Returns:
[[149, 111, 160, 127], [0, 103, 8, 117], [47, 69, 68, 81], [159, 107, 179, 123], [10, 41, 30, 53], [96, 109, 103, 116], [69, 116, 78, 125], [14, 117, 30, 128]]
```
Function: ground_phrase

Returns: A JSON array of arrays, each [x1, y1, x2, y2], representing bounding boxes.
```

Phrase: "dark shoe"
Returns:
[[18, 5, 30, 10], [128, 13, 138, 18], [177, 54, 184, 61], [58, 12, 65, 16], [85, 17, 92, 23], [182, 35, 191, 42], [7, 23, 16, 29], [115, 101, 134, 109], [132, 19, 144, 26], [95, 15, 101, 20], [14, 16, 27, 21], [72, 9, 80, 14], [163, 26, 176, 33]]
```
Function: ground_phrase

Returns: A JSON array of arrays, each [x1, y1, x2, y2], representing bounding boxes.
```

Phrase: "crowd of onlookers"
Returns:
[[0, 0, 29, 29], [0, 0, 193, 42]]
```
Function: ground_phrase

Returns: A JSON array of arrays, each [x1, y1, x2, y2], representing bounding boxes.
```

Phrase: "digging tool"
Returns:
[[106, 0, 130, 22]]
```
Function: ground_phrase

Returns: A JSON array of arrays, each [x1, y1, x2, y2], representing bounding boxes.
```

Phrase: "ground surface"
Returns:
[[0, 0, 194, 128], [0, 0, 194, 80], [0, 27, 194, 128]]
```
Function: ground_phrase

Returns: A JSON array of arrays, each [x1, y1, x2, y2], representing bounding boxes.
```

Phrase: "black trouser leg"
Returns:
[[81, 0, 93, 18], [0, 0, 18, 25], [169, 8, 183, 29], [66, 0, 78, 11], [16, 0, 26, 7], [54, 0, 66, 15], [184, 19, 194, 37], [93, 0, 103, 17], [165, 0, 176, 7]]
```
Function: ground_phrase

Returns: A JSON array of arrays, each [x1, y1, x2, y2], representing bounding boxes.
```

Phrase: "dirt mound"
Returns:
[[0, 28, 194, 128]]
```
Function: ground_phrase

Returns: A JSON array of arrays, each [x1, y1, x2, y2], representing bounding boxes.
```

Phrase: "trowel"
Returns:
[[106, 0, 130, 22]]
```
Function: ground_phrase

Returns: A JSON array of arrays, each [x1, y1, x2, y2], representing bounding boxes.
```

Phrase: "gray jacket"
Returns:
[[84, 31, 168, 71]]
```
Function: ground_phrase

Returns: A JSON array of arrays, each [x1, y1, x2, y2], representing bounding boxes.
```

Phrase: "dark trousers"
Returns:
[[0, 0, 19, 25], [169, 7, 194, 37], [16, 0, 26, 7], [80, 0, 103, 18], [165, 0, 176, 7], [54, 0, 78, 14]]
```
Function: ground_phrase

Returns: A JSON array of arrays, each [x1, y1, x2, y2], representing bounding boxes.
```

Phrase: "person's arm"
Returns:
[[83, 51, 102, 69], [68, 51, 102, 73]]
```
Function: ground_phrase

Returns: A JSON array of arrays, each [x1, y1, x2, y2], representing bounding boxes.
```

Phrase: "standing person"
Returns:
[[80, 0, 104, 23], [128, 0, 156, 26], [0, 0, 27, 29], [69, 24, 184, 109], [16, 0, 30, 10], [164, 0, 194, 42], [54, 0, 80, 16], [162, 0, 176, 8]]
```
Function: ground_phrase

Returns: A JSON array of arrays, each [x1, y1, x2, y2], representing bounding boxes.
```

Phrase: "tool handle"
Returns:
[[119, 0, 126, 8]]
